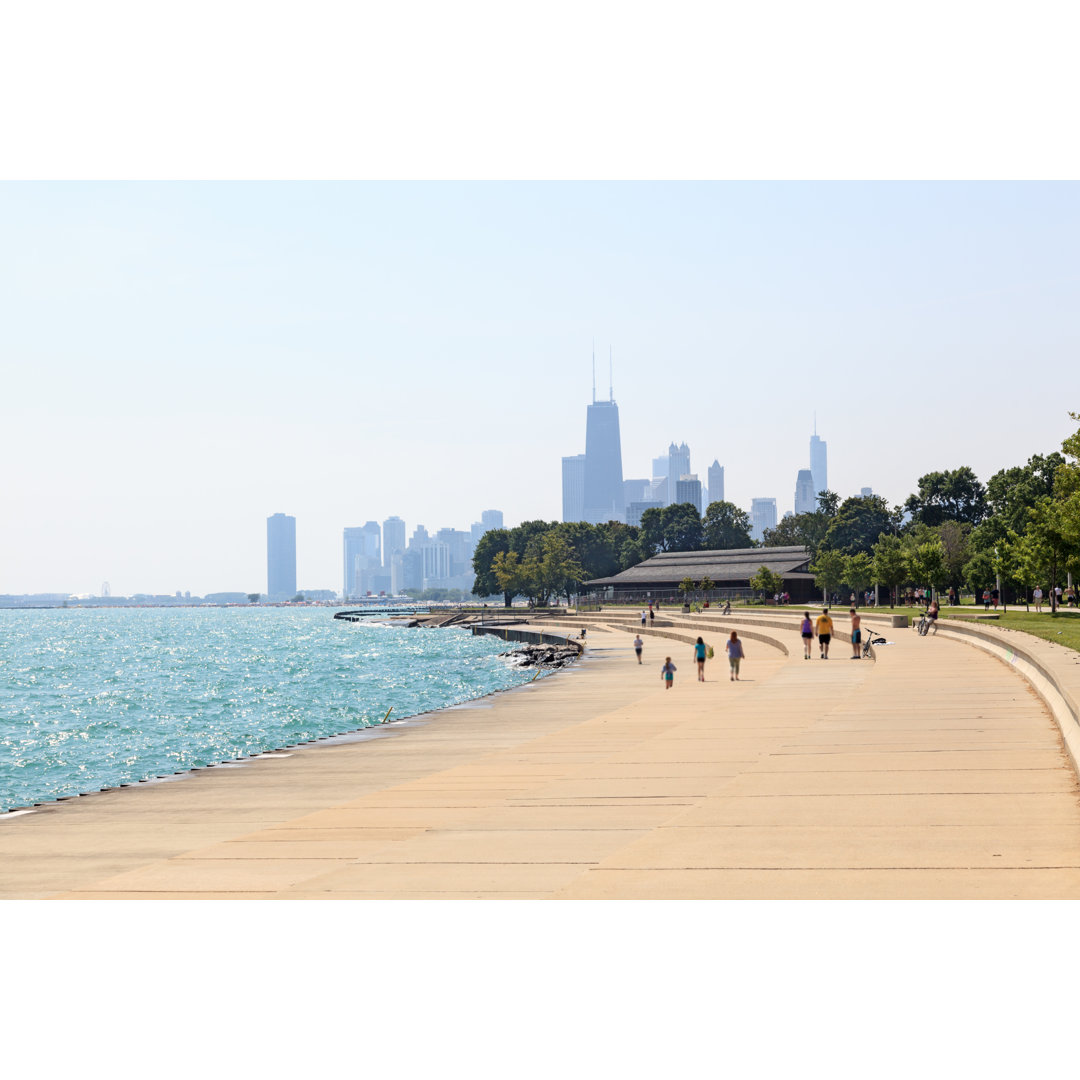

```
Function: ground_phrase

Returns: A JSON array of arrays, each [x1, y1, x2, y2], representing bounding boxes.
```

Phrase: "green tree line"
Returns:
[[471, 413, 1080, 607]]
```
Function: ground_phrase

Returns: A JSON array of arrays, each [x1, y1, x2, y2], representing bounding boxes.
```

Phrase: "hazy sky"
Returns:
[[3, 181, 1077, 595]]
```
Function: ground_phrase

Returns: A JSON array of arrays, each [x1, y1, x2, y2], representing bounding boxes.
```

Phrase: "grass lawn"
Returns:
[[937, 609, 1080, 654]]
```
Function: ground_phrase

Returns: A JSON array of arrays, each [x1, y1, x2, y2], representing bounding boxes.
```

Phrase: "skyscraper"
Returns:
[[675, 474, 702, 514], [810, 419, 828, 505], [343, 521, 382, 598], [794, 469, 817, 515], [382, 516, 406, 570], [667, 442, 690, 505], [481, 509, 503, 530], [583, 390, 624, 523], [266, 513, 297, 600], [707, 460, 724, 506], [562, 453, 586, 521], [750, 498, 778, 541]]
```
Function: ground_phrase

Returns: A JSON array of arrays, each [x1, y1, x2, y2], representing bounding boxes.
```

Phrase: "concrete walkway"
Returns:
[[2, 614, 1079, 899]]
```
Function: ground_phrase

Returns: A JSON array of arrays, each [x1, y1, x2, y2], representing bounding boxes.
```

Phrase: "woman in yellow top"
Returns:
[[815, 609, 834, 659]]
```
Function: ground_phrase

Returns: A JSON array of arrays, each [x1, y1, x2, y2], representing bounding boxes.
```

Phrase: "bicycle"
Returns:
[[915, 611, 936, 636], [862, 629, 887, 661]]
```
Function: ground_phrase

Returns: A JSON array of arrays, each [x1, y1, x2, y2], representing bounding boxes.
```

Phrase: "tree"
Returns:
[[292, 593, 305, 603], [539, 532, 585, 605], [246, 593, 260, 604], [472, 528, 511, 599], [810, 549, 846, 603], [639, 507, 666, 557], [871, 533, 908, 608], [699, 576, 715, 595], [823, 495, 896, 555], [678, 577, 696, 605], [908, 540, 947, 596], [491, 549, 526, 607], [762, 510, 830, 559], [843, 552, 874, 604], [701, 501, 754, 549], [749, 566, 784, 598], [935, 521, 972, 593], [904, 467, 988, 527], [662, 503, 704, 552], [962, 550, 995, 596], [816, 490, 841, 516]]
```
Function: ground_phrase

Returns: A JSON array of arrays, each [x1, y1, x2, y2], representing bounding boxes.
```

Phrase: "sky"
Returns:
[[2, 180, 1078, 595]]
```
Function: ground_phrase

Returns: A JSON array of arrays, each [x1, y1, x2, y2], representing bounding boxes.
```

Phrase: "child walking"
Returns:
[[726, 631, 745, 681], [661, 656, 677, 689]]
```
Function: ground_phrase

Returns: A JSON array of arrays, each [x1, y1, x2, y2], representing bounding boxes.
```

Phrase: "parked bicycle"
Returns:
[[862, 629, 887, 661], [915, 612, 933, 636]]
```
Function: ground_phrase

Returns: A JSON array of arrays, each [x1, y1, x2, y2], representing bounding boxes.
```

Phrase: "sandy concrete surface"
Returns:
[[2, 610, 1079, 899]]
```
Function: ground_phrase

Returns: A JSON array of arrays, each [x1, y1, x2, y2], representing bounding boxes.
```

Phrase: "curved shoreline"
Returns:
[[1, 631, 576, 818]]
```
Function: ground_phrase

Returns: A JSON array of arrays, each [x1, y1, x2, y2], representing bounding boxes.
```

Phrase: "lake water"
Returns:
[[0, 607, 538, 813]]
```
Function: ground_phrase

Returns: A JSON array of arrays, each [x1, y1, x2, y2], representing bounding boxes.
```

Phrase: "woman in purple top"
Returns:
[[800, 611, 814, 660]]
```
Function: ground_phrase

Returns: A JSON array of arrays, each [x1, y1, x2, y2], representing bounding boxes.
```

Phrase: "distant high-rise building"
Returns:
[[267, 513, 297, 600], [707, 460, 724, 506], [667, 442, 690, 505], [436, 527, 470, 578], [647, 477, 668, 504], [626, 500, 664, 528], [562, 454, 586, 521], [481, 509, 503, 531], [810, 420, 828, 505], [583, 390, 624, 523], [382, 516, 406, 570], [652, 455, 669, 480], [343, 521, 381, 598], [675, 474, 702, 514], [794, 469, 817, 515], [750, 498, 778, 541], [860, 487, 873, 498], [624, 478, 650, 505]]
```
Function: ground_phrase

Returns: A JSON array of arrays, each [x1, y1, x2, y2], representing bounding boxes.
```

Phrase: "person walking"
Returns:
[[640, 609, 647, 627], [649, 607, 655, 625], [633, 634, 644, 663], [660, 656, 677, 689], [726, 631, 745, 681], [800, 611, 815, 660], [816, 608, 834, 659], [850, 607, 862, 659], [982, 588, 990, 610], [694, 636, 707, 681], [1034, 586, 1043, 613]]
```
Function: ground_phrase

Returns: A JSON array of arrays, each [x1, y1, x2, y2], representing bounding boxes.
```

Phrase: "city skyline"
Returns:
[[4, 183, 1077, 595]]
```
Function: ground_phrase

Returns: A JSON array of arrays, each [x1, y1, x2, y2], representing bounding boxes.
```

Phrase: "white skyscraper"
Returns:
[[794, 469, 817, 515], [707, 460, 724, 506], [750, 498, 778, 541], [810, 419, 828, 505]]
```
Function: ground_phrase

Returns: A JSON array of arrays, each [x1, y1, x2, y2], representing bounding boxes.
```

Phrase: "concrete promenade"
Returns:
[[2, 610, 1080, 899]]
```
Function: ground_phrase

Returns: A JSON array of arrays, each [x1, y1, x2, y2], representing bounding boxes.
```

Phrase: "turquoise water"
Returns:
[[0, 608, 536, 813]]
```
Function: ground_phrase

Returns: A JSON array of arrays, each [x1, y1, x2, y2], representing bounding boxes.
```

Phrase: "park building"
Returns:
[[583, 545, 816, 604]]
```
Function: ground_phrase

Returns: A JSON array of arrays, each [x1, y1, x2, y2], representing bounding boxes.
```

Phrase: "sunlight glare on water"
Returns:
[[0, 608, 537, 812]]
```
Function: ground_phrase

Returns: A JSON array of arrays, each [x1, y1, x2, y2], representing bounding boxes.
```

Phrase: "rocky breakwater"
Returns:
[[500, 644, 580, 670]]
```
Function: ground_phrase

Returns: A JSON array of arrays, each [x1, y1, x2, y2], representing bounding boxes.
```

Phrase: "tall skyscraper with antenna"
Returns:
[[810, 415, 828, 506], [582, 346, 625, 523]]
